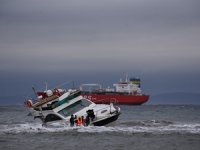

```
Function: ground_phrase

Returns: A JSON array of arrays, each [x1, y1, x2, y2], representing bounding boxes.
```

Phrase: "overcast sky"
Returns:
[[0, 0, 200, 104]]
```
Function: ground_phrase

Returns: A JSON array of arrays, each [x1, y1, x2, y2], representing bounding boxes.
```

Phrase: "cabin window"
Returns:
[[101, 110, 107, 114], [58, 99, 92, 117], [44, 114, 62, 122]]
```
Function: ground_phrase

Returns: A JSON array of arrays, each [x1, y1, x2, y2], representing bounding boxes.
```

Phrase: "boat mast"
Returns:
[[32, 87, 37, 97]]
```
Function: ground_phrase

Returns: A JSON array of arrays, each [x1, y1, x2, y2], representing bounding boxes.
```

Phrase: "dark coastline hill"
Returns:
[[149, 92, 200, 105]]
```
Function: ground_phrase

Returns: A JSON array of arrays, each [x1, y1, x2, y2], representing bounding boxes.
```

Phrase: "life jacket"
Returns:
[[26, 100, 33, 108], [77, 117, 82, 126], [82, 117, 85, 125], [53, 88, 61, 97]]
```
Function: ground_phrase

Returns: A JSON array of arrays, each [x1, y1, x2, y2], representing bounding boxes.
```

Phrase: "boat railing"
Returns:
[[79, 84, 102, 91], [32, 94, 59, 108]]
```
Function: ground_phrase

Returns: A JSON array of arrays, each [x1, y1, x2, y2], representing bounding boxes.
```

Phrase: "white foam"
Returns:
[[77, 123, 200, 134], [0, 122, 200, 134], [0, 123, 73, 134]]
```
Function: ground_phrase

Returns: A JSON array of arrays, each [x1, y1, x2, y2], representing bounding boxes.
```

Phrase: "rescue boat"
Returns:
[[24, 88, 120, 126]]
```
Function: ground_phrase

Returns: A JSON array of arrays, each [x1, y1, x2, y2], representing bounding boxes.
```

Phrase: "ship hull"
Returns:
[[82, 93, 149, 105]]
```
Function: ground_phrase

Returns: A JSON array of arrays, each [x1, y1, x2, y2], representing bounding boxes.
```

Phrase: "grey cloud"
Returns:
[[1, 0, 200, 24], [0, 0, 200, 95]]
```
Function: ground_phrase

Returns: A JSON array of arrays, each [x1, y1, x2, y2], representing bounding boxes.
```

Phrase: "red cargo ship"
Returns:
[[80, 77, 149, 105]]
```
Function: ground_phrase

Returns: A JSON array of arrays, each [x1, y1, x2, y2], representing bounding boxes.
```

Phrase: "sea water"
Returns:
[[0, 105, 200, 150]]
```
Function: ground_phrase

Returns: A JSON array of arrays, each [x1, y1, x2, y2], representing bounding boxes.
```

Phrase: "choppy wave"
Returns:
[[120, 120, 174, 127], [0, 120, 200, 135]]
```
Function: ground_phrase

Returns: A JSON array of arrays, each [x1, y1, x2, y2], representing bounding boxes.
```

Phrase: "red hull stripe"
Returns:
[[82, 94, 149, 105]]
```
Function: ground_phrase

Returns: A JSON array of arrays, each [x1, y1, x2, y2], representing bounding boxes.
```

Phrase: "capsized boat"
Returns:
[[24, 88, 120, 126], [80, 76, 149, 105]]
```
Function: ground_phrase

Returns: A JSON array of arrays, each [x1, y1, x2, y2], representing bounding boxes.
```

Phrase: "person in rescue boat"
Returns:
[[87, 109, 95, 121], [70, 114, 75, 127], [81, 116, 85, 126], [74, 115, 77, 126], [77, 117, 83, 126], [85, 115, 90, 126]]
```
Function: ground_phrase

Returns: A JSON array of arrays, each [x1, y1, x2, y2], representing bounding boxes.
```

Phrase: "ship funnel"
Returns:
[[130, 78, 141, 87]]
